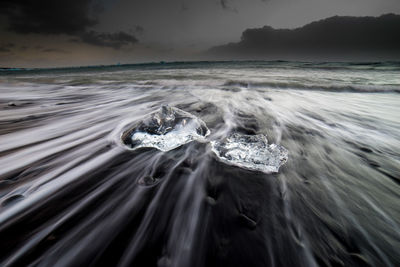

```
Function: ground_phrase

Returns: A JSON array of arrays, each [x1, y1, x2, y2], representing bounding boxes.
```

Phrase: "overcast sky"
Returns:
[[1, 0, 399, 67]]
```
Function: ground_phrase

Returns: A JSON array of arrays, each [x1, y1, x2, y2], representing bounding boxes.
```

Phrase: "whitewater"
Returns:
[[0, 61, 399, 267]]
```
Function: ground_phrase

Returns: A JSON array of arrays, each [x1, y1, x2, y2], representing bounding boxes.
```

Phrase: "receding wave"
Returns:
[[0, 61, 399, 267], [223, 80, 400, 93]]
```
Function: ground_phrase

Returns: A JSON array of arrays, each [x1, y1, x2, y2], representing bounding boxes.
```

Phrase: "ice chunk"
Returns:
[[211, 133, 288, 173], [122, 105, 210, 152]]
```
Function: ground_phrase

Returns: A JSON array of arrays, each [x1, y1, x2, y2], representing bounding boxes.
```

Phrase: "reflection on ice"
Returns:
[[211, 133, 288, 173], [122, 105, 210, 152]]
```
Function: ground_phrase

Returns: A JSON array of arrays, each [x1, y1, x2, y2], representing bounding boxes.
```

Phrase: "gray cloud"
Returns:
[[0, 0, 138, 49], [218, 0, 268, 12], [41, 48, 69, 53], [132, 25, 144, 35], [180, 3, 189, 12], [0, 42, 15, 52], [208, 14, 400, 60], [1, 0, 400, 66], [0, 0, 96, 34], [78, 31, 138, 49], [219, 0, 238, 13]]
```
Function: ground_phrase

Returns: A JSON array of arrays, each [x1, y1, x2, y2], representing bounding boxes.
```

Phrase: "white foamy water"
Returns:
[[0, 61, 399, 267]]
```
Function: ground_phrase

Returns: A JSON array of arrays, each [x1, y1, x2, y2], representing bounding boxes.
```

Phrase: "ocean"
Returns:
[[0, 61, 399, 266]]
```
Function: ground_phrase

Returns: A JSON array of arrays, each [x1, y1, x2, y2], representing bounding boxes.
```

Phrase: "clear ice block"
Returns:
[[122, 105, 210, 152], [211, 133, 288, 173]]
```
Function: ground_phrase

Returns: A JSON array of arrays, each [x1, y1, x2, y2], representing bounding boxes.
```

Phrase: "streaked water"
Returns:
[[0, 61, 399, 267]]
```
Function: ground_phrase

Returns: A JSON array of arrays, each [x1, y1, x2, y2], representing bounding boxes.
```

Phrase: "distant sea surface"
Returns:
[[0, 61, 399, 267]]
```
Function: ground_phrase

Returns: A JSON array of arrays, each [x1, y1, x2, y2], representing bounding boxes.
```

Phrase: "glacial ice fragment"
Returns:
[[210, 133, 288, 173], [122, 105, 210, 152]]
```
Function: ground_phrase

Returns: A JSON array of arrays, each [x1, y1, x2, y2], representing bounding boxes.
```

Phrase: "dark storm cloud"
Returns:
[[219, 0, 238, 13], [136, 26, 144, 34], [0, 43, 15, 48], [79, 31, 138, 49], [218, 0, 268, 12], [0, 43, 15, 52], [0, 0, 96, 34], [131, 26, 144, 35], [41, 48, 69, 53], [0, 48, 10, 53], [180, 3, 189, 12], [0, 0, 138, 49], [208, 14, 400, 60]]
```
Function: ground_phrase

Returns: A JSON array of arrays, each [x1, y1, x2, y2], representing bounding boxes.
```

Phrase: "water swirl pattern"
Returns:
[[0, 61, 400, 267]]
